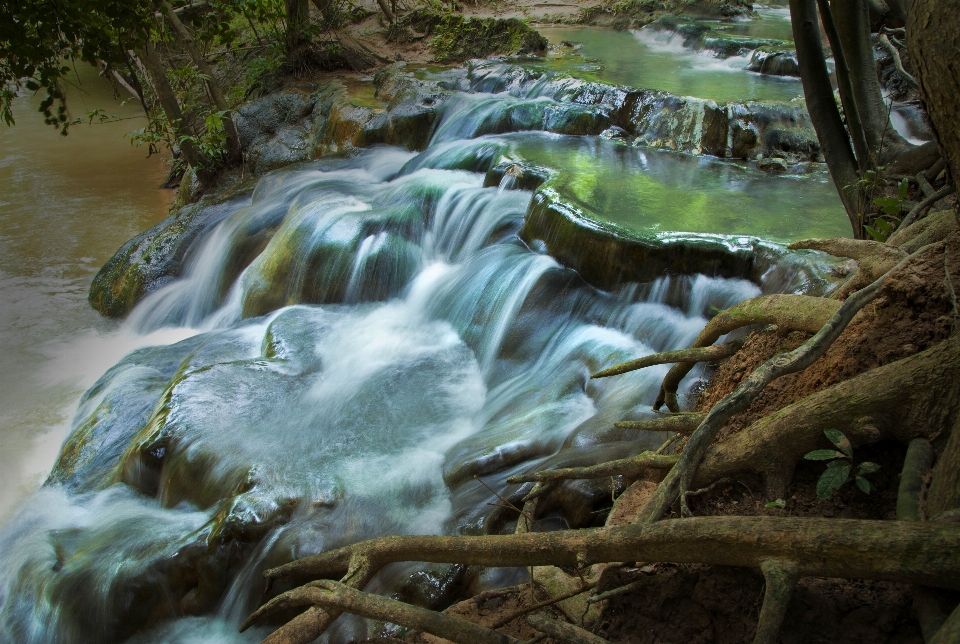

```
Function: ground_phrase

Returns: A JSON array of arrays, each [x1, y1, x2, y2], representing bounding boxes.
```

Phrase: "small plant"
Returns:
[[804, 429, 880, 500], [865, 176, 909, 241]]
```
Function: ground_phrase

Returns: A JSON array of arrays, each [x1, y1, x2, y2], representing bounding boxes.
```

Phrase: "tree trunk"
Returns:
[[791, 0, 863, 236], [285, 0, 311, 57], [161, 2, 242, 162], [139, 41, 202, 171], [908, 0, 960, 198]]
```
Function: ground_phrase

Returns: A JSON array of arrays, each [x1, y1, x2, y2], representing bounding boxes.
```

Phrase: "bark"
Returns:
[[928, 413, 960, 519], [285, 0, 311, 56], [695, 334, 960, 498], [375, 0, 397, 23], [930, 603, 960, 644], [161, 3, 242, 161], [788, 238, 907, 298], [898, 439, 935, 522], [139, 41, 201, 171], [614, 413, 707, 434], [753, 560, 799, 644], [882, 0, 907, 26], [831, 0, 908, 154], [255, 517, 960, 598], [908, 0, 960, 197], [506, 452, 677, 485], [256, 580, 520, 644], [792, 0, 862, 234], [591, 340, 745, 379], [817, 0, 870, 172], [655, 294, 840, 412]]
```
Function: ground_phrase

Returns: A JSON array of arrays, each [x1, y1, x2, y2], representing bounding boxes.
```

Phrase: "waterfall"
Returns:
[[0, 57, 841, 644]]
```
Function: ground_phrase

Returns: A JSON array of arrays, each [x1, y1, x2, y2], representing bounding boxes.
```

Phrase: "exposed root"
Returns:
[[506, 452, 677, 485], [258, 579, 518, 644], [694, 334, 960, 498], [752, 560, 799, 644], [527, 613, 610, 644], [489, 581, 596, 630], [898, 438, 935, 522], [680, 477, 741, 518], [788, 238, 907, 299], [896, 184, 957, 232], [590, 340, 744, 379], [641, 256, 903, 520], [930, 602, 960, 644], [654, 294, 840, 412], [613, 412, 706, 434]]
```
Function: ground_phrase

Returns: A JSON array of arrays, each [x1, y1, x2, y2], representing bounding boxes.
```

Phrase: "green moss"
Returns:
[[427, 15, 548, 63]]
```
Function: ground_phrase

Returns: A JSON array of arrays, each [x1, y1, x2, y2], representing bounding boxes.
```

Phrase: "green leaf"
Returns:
[[898, 177, 909, 200], [816, 462, 851, 500], [824, 429, 853, 458], [874, 197, 902, 216], [765, 499, 786, 509], [805, 449, 846, 461], [875, 219, 892, 234], [864, 225, 885, 242], [856, 476, 871, 494], [858, 461, 881, 474]]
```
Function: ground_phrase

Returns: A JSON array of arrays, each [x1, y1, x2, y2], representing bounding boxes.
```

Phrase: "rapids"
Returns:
[[1, 19, 849, 644]]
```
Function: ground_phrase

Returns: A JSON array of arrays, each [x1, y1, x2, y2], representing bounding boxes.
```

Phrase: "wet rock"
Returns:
[[88, 195, 252, 318], [747, 48, 800, 77], [483, 160, 554, 191], [757, 156, 789, 173], [626, 92, 728, 155], [726, 101, 820, 163], [357, 64, 450, 150]]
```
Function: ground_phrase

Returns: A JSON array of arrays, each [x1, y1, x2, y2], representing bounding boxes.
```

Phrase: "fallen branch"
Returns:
[[591, 341, 745, 379], [654, 295, 840, 412], [506, 452, 677, 485]]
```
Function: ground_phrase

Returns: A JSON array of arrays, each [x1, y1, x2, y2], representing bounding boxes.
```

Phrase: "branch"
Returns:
[[896, 184, 957, 231], [614, 413, 706, 434], [591, 340, 744, 379]]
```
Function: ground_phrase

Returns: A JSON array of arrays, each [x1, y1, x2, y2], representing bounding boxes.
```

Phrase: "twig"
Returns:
[[488, 581, 597, 629], [506, 452, 677, 485], [587, 579, 646, 604], [591, 340, 745, 379], [477, 475, 546, 532], [680, 477, 740, 518]]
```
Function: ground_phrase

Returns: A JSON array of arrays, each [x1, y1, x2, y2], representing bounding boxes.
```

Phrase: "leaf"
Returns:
[[874, 197, 902, 216], [864, 225, 886, 242], [898, 177, 909, 200], [856, 476, 871, 494], [765, 499, 786, 509], [824, 429, 853, 458], [816, 462, 851, 500], [805, 449, 846, 461], [875, 219, 892, 234], [858, 461, 881, 474]]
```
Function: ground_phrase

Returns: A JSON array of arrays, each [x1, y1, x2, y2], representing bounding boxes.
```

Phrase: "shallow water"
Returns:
[[537, 22, 803, 103], [0, 64, 173, 521]]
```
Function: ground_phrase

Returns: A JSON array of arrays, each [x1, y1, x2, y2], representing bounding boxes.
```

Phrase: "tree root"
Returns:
[[693, 333, 960, 498], [898, 439, 935, 522], [506, 452, 677, 485], [653, 294, 840, 412], [788, 238, 907, 299], [613, 412, 706, 434], [930, 602, 960, 644], [641, 258, 900, 520], [527, 614, 610, 644], [489, 582, 596, 630], [249, 579, 519, 644], [896, 184, 957, 232], [753, 560, 799, 644], [590, 340, 745, 379]]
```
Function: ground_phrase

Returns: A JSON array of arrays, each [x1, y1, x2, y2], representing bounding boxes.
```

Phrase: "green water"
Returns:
[[501, 134, 848, 241], [536, 22, 803, 103]]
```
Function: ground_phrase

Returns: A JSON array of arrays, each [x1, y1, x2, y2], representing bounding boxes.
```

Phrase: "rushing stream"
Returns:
[[1, 13, 850, 644]]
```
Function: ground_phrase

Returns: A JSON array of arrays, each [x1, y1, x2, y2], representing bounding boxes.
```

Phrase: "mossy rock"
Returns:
[[428, 16, 548, 63], [89, 196, 252, 318]]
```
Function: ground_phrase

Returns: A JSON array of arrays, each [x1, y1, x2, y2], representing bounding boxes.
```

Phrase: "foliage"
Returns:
[[804, 429, 880, 500], [0, 0, 157, 132]]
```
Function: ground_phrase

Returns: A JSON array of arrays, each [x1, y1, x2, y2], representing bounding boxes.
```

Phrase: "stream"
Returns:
[[1, 10, 850, 644]]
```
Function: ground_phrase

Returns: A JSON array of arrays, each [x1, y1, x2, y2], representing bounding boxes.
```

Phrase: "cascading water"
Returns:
[[1, 50, 846, 644]]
